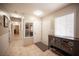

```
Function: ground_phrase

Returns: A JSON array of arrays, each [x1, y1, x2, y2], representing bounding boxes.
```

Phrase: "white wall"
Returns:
[[0, 11, 10, 55], [0, 33, 9, 55]]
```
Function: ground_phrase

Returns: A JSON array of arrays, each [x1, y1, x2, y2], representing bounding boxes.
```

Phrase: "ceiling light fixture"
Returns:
[[33, 10, 44, 17]]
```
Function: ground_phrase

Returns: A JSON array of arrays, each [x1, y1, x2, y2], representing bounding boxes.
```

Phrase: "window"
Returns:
[[55, 13, 74, 38]]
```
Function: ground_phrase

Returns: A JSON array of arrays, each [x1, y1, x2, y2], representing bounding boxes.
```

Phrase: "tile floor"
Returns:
[[4, 35, 58, 56]]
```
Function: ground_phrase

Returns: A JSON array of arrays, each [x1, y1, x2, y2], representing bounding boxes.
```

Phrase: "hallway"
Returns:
[[0, 3, 79, 56]]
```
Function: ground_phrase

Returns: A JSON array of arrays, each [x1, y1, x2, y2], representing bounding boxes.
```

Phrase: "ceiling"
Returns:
[[0, 3, 69, 17]]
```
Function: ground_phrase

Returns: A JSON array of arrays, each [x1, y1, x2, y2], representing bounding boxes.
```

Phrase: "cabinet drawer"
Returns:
[[62, 39, 73, 54]]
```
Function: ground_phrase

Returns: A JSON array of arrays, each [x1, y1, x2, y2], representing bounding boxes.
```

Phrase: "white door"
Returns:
[[42, 19, 51, 46], [33, 20, 41, 43]]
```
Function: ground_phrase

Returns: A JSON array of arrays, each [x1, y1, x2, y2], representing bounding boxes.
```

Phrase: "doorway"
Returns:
[[13, 24, 20, 40], [10, 17, 22, 42], [11, 21, 21, 41], [24, 23, 34, 46], [14, 25, 19, 35]]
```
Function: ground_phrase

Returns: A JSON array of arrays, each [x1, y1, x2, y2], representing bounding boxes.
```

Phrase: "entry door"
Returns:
[[24, 23, 33, 46], [25, 23, 33, 37]]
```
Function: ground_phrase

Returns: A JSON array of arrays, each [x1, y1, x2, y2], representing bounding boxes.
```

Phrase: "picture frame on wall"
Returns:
[[3, 15, 9, 28]]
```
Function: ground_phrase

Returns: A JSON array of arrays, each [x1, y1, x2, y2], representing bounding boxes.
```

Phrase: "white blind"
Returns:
[[55, 13, 74, 38]]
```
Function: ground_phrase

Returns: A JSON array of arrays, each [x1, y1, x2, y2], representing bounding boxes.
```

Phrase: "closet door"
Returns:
[[33, 20, 41, 43], [42, 18, 51, 45]]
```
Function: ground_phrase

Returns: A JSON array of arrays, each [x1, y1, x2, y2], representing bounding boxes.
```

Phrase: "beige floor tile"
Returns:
[[4, 36, 58, 56]]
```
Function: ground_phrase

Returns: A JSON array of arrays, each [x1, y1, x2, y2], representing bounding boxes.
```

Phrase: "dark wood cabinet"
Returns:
[[48, 35, 79, 56]]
